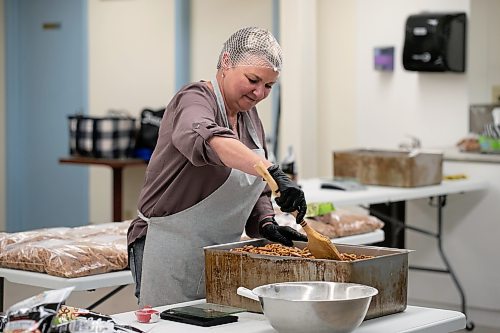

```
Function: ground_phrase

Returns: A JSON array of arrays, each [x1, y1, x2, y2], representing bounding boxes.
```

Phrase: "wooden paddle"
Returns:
[[254, 161, 342, 260]]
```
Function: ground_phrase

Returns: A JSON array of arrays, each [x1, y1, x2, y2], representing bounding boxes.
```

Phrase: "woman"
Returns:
[[127, 27, 308, 307]]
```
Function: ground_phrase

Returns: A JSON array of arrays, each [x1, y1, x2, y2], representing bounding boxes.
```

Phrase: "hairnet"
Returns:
[[216, 27, 283, 72]]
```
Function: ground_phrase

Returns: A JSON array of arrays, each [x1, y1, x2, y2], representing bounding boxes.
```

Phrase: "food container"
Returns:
[[204, 239, 410, 320], [478, 135, 500, 153], [0, 313, 6, 332], [237, 282, 378, 333], [332, 149, 443, 187], [134, 306, 160, 323]]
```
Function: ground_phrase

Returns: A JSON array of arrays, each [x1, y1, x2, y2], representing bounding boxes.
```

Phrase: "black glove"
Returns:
[[259, 217, 308, 247], [268, 165, 307, 223]]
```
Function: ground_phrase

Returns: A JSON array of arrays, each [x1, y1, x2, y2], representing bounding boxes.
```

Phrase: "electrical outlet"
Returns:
[[492, 85, 500, 104]]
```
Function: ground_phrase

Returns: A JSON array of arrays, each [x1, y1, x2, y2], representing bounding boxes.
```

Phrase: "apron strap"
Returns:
[[243, 112, 263, 150], [137, 210, 150, 223], [212, 77, 230, 129]]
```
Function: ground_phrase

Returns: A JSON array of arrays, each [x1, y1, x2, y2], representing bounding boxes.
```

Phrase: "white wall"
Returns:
[[356, 0, 469, 150], [190, 0, 274, 134], [316, 0, 357, 177], [0, 0, 5, 231], [468, 0, 500, 104], [279, 0, 319, 178], [87, 0, 174, 222]]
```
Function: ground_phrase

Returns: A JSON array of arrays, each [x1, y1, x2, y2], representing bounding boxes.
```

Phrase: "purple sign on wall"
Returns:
[[374, 47, 394, 71]]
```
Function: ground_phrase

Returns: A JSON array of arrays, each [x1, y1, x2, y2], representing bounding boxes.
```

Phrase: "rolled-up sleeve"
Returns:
[[171, 95, 237, 167]]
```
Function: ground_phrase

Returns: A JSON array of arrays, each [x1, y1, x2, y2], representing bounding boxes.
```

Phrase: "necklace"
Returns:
[[227, 112, 237, 129], [229, 115, 238, 137]]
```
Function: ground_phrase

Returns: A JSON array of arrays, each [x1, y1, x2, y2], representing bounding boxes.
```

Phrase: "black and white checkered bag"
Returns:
[[68, 113, 136, 158]]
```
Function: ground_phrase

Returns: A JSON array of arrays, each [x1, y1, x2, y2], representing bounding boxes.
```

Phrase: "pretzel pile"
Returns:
[[231, 244, 315, 258], [230, 243, 373, 261]]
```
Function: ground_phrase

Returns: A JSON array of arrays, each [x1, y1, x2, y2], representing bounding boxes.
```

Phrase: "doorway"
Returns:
[[5, 0, 88, 231]]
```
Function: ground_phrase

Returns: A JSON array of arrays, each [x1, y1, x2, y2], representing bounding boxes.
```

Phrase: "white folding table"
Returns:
[[0, 230, 383, 312], [300, 178, 487, 206], [111, 299, 466, 333], [0, 268, 134, 311], [300, 177, 488, 331]]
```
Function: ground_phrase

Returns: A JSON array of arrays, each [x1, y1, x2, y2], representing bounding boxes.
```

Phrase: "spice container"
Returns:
[[134, 306, 160, 323]]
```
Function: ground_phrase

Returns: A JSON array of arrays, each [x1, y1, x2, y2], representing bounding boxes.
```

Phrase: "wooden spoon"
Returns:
[[254, 161, 342, 260]]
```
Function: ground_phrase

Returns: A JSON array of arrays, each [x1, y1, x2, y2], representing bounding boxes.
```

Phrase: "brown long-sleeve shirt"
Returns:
[[127, 81, 274, 246]]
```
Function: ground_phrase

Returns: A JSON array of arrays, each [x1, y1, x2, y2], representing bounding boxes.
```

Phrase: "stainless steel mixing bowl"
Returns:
[[237, 281, 378, 333]]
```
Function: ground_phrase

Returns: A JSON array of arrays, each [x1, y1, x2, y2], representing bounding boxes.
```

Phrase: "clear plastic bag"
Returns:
[[0, 222, 130, 278], [308, 209, 384, 238], [272, 208, 384, 239]]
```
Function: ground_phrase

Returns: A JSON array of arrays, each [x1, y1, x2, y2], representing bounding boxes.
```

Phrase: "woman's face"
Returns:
[[222, 65, 279, 113]]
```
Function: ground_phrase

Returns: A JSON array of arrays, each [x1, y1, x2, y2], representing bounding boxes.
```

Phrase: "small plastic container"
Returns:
[[479, 135, 500, 153], [134, 306, 160, 324]]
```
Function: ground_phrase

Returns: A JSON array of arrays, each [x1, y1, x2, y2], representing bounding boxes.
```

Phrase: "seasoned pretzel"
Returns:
[[340, 252, 374, 261], [231, 244, 314, 258], [231, 243, 373, 261]]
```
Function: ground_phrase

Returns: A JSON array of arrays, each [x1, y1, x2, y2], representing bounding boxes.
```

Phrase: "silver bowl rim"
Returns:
[[252, 281, 379, 302]]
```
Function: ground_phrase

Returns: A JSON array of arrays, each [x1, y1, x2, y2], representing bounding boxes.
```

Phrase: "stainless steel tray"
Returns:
[[204, 239, 411, 320]]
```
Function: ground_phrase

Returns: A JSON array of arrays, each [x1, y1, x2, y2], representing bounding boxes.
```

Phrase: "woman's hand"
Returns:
[[267, 165, 307, 223], [259, 217, 307, 246]]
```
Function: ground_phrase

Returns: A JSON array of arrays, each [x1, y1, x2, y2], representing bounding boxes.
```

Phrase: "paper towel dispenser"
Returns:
[[402, 12, 466, 72]]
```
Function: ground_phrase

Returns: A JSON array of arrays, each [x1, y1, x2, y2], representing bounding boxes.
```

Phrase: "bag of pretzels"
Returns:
[[3, 287, 74, 333]]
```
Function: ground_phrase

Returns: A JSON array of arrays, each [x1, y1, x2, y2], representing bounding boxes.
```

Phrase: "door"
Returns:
[[6, 0, 88, 232]]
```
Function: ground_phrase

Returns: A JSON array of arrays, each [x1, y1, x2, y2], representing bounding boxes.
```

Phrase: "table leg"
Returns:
[[367, 198, 474, 330], [112, 167, 123, 222], [368, 201, 406, 248], [87, 285, 128, 310], [1, 277, 4, 312], [409, 195, 474, 331]]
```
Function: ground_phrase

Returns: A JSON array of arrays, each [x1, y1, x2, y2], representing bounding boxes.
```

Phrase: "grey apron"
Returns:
[[139, 78, 266, 307]]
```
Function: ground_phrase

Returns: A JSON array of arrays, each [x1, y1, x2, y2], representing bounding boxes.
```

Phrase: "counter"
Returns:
[[111, 299, 466, 332], [442, 147, 500, 163]]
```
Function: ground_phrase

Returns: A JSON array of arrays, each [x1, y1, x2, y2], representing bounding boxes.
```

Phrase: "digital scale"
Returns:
[[320, 178, 366, 191], [160, 303, 246, 327]]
